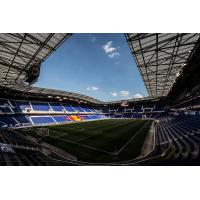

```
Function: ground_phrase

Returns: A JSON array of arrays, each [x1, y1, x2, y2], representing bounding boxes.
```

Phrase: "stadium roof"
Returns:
[[24, 86, 103, 104], [0, 85, 103, 104], [125, 33, 200, 97], [0, 33, 71, 88], [1, 33, 200, 105]]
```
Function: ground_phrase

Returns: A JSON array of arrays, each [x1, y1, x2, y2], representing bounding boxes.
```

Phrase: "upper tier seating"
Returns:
[[0, 99, 12, 113], [73, 106, 85, 112], [49, 103, 64, 112], [154, 104, 165, 111], [81, 107, 92, 112], [14, 101, 31, 112], [133, 106, 142, 112], [62, 104, 76, 112], [31, 102, 51, 111]]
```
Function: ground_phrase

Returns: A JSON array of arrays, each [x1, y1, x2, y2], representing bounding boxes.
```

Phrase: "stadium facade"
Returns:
[[0, 33, 200, 165]]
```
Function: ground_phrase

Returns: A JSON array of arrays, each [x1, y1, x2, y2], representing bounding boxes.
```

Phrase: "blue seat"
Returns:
[[31, 102, 50, 111], [30, 116, 55, 124], [50, 103, 63, 112], [62, 104, 76, 112], [15, 101, 31, 111]]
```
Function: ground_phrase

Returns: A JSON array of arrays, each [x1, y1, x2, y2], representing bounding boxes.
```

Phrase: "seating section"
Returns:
[[156, 115, 200, 163], [53, 115, 71, 123], [81, 107, 92, 112], [73, 106, 85, 112], [62, 104, 76, 112], [14, 115, 31, 124], [30, 116, 55, 125], [31, 102, 51, 111], [0, 116, 18, 126], [0, 99, 12, 113], [14, 101, 31, 112], [0, 129, 55, 166], [49, 103, 64, 112], [0, 98, 166, 115], [133, 105, 142, 112]]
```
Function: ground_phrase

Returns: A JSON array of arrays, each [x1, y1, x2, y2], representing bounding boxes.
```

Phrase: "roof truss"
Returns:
[[0, 33, 71, 88], [125, 33, 200, 97]]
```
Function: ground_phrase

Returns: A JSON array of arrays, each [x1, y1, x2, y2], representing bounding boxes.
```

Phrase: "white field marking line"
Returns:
[[131, 144, 172, 165], [50, 129, 94, 141], [116, 123, 157, 164], [117, 144, 172, 166], [70, 121, 143, 155], [74, 131, 103, 142], [140, 121, 156, 158], [46, 120, 129, 144], [72, 120, 134, 143], [45, 119, 135, 142], [47, 124, 164, 166], [49, 120, 130, 140], [115, 123, 147, 155], [48, 135, 116, 155], [122, 121, 156, 162], [40, 121, 118, 142], [16, 125, 162, 166], [49, 130, 66, 137], [61, 120, 126, 130], [24, 120, 139, 157]]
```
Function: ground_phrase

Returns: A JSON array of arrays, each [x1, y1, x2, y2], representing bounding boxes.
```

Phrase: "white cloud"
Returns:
[[111, 92, 118, 97], [133, 93, 143, 98], [102, 41, 120, 58], [119, 90, 130, 97], [108, 52, 120, 58], [86, 86, 99, 91]]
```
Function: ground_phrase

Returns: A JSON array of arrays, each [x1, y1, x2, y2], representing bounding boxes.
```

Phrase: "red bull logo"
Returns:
[[69, 115, 82, 121]]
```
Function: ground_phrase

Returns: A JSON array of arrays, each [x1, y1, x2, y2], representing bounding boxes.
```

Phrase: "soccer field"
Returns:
[[19, 119, 152, 163]]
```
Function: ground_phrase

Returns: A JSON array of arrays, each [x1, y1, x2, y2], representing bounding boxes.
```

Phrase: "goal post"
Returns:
[[36, 127, 50, 136]]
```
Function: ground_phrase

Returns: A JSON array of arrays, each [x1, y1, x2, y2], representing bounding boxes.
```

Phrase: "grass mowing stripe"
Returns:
[[78, 120, 146, 152], [116, 121, 149, 154], [17, 119, 152, 163], [47, 120, 134, 142], [49, 119, 129, 132]]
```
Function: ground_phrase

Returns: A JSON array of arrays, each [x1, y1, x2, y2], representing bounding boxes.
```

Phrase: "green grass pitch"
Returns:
[[18, 119, 152, 163]]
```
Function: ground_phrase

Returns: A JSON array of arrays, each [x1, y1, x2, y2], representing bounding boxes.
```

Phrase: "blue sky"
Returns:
[[35, 33, 148, 101]]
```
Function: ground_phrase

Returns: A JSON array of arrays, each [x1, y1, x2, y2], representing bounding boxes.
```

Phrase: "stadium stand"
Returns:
[[49, 103, 64, 112], [62, 103, 77, 112], [0, 33, 200, 165], [30, 116, 55, 125], [31, 102, 51, 111]]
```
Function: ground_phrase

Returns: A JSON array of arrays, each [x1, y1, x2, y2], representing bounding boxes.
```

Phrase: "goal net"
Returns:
[[36, 127, 50, 137]]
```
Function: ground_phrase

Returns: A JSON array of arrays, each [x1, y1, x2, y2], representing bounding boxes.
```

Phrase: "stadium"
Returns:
[[0, 33, 200, 166]]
